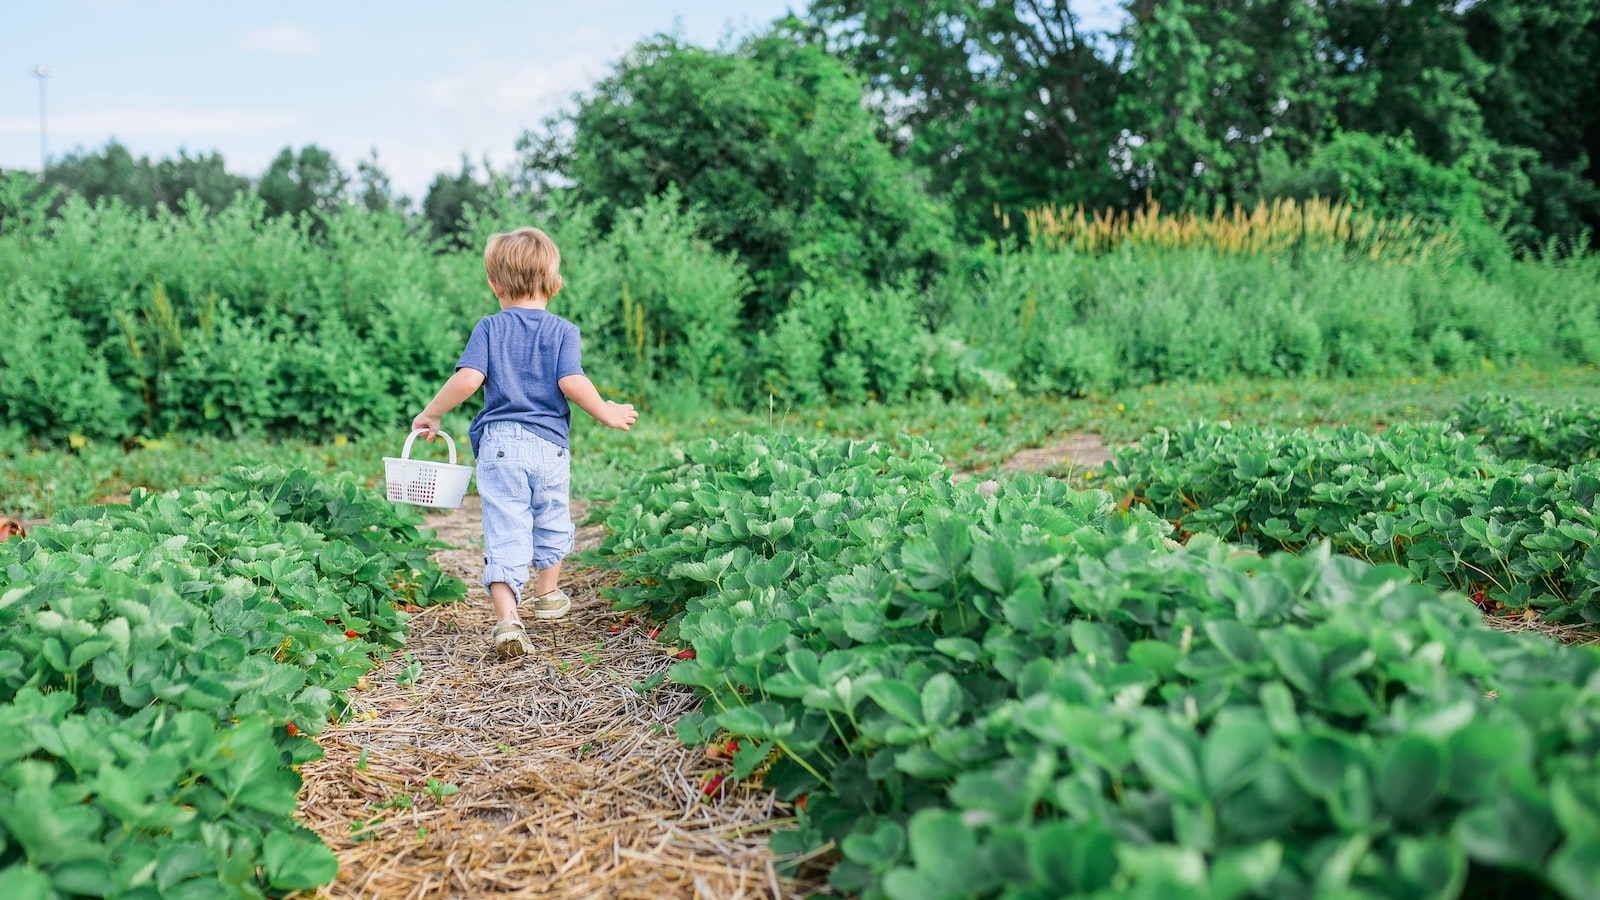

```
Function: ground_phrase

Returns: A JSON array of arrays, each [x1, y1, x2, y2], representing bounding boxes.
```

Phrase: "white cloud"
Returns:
[[244, 23, 324, 57], [0, 108, 302, 140], [410, 28, 619, 123], [411, 58, 594, 123]]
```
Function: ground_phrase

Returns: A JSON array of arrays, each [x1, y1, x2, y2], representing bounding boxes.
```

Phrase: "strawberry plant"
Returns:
[[0, 466, 462, 897], [1105, 420, 1600, 623], [598, 434, 1600, 899], [1451, 395, 1600, 469]]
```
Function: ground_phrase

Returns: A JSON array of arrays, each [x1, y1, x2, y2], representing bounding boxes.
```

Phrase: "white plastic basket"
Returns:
[[383, 430, 475, 509]]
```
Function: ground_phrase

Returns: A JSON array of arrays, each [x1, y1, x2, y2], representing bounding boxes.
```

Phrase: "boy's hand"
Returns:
[[411, 412, 442, 440], [603, 401, 639, 431]]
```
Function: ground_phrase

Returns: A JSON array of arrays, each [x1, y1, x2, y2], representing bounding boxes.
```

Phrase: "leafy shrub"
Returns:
[[760, 284, 932, 405], [163, 307, 289, 436], [275, 320, 405, 439], [939, 237, 1599, 394], [5, 169, 1599, 439], [1257, 131, 1490, 244], [0, 287, 131, 440]]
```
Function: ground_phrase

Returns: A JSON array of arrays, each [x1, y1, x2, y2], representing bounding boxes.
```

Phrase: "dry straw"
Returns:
[[291, 499, 824, 899]]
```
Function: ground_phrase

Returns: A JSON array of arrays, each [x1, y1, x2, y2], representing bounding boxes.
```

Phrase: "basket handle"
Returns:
[[402, 429, 459, 465]]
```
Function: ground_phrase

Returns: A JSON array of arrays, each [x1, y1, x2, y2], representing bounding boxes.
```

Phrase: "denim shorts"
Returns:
[[476, 422, 575, 599]]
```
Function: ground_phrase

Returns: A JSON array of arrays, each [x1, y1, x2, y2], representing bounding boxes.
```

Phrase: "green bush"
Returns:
[[760, 284, 931, 405], [940, 241, 1600, 393], [0, 287, 131, 439], [4, 165, 1599, 441]]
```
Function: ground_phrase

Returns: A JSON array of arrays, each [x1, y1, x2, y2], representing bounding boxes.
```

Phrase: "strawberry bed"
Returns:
[[1104, 419, 1600, 623], [0, 467, 463, 898], [595, 434, 1600, 899]]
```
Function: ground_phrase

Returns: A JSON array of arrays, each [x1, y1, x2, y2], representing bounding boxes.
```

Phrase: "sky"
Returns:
[[4, 1, 1124, 201]]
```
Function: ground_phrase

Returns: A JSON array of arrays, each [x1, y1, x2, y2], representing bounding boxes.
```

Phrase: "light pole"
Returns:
[[30, 64, 53, 173]]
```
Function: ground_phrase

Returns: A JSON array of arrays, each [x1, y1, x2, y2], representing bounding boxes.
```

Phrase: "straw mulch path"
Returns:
[[293, 496, 825, 899]]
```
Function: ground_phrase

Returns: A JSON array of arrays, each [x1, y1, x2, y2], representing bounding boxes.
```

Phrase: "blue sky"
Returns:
[[4, 1, 1123, 200]]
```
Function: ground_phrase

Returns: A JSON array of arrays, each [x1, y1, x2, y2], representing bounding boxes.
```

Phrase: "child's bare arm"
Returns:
[[411, 367, 486, 439], [559, 374, 638, 430]]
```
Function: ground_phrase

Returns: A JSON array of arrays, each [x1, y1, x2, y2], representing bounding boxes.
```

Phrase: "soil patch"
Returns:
[[999, 431, 1113, 475]]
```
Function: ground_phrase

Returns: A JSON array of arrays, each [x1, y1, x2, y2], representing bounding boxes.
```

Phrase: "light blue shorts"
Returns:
[[476, 422, 575, 600]]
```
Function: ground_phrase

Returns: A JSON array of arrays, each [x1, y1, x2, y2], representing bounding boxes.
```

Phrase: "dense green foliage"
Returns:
[[811, 0, 1600, 247], [1449, 395, 1600, 468], [33, 141, 250, 220], [8, 2, 1598, 264], [935, 246, 1600, 396], [2, 5, 1597, 439], [0, 467, 464, 897], [1105, 421, 1600, 622], [520, 32, 953, 317], [5, 170, 1595, 444], [0, 176, 757, 442], [595, 434, 1600, 899]]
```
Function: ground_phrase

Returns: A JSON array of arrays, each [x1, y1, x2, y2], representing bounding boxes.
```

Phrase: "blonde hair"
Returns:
[[484, 227, 563, 300]]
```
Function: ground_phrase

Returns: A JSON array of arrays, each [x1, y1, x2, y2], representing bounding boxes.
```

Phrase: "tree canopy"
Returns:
[[9, 1, 1599, 255], [812, 0, 1600, 246], [36, 141, 250, 216], [518, 26, 954, 318]]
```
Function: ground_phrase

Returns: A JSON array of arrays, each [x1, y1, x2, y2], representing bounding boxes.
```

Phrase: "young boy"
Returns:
[[411, 227, 638, 658]]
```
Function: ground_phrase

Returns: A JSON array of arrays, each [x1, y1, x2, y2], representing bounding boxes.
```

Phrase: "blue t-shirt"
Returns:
[[456, 307, 584, 455]]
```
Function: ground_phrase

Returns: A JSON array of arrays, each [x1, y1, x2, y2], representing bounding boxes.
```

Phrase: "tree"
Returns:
[[1112, 0, 1331, 208], [355, 148, 406, 215], [40, 140, 249, 216], [1459, 0, 1600, 245], [258, 144, 349, 223], [520, 25, 954, 320], [811, 1, 1600, 249], [810, 0, 1128, 232], [421, 156, 495, 248]]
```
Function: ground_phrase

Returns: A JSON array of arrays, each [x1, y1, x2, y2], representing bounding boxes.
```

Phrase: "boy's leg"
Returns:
[[477, 425, 538, 655], [528, 438, 576, 619], [532, 563, 561, 598], [488, 581, 520, 622]]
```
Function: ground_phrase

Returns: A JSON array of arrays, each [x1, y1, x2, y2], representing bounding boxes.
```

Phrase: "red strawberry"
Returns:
[[796, 794, 808, 811], [648, 626, 662, 640], [0, 517, 25, 543], [286, 723, 301, 737], [345, 629, 360, 639], [674, 649, 696, 660], [701, 773, 725, 797]]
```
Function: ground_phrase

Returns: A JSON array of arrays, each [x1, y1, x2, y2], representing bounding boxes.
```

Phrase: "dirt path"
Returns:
[[998, 431, 1113, 475], [294, 496, 820, 899]]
